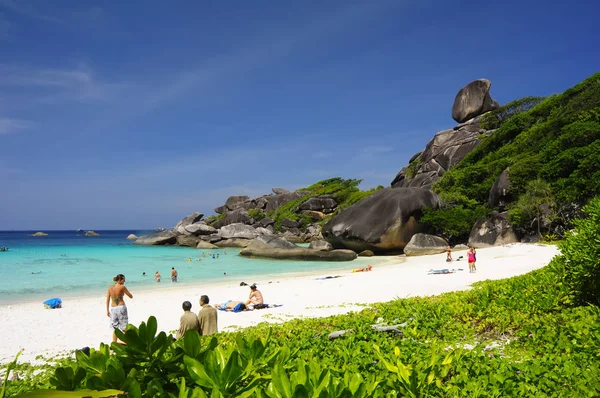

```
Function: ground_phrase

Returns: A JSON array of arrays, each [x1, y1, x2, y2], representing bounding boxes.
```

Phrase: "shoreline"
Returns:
[[0, 243, 559, 364]]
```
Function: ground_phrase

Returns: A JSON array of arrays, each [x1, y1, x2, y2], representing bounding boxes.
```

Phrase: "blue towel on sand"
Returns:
[[43, 298, 62, 309]]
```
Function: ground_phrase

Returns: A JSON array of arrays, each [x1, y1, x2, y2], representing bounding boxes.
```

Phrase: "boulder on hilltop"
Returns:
[[452, 78, 499, 123]]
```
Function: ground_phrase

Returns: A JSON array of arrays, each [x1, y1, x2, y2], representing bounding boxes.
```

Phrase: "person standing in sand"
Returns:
[[176, 301, 199, 339], [198, 295, 218, 335], [244, 284, 263, 306], [468, 247, 477, 273], [171, 267, 178, 282], [106, 274, 133, 343], [446, 246, 452, 262]]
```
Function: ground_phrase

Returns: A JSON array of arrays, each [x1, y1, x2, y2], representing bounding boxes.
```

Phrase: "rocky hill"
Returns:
[[136, 73, 600, 255]]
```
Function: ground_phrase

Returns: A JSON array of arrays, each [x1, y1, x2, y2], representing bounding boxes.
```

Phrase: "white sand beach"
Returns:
[[0, 243, 559, 364]]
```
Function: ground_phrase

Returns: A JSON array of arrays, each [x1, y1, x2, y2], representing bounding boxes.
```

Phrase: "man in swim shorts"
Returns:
[[155, 271, 161, 283], [171, 267, 178, 282]]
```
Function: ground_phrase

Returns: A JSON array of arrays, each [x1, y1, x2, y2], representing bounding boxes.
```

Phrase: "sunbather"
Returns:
[[214, 300, 246, 312]]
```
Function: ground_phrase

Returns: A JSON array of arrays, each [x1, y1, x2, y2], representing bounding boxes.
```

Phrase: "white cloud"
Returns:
[[0, 64, 128, 103], [0, 118, 34, 134]]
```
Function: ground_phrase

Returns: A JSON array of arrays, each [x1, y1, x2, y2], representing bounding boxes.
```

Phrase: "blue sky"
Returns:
[[1, 0, 599, 230]]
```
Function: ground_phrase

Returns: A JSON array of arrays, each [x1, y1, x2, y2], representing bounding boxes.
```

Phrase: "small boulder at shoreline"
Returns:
[[31, 232, 48, 237]]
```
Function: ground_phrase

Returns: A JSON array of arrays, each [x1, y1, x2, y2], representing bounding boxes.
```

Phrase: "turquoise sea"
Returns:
[[0, 230, 376, 304]]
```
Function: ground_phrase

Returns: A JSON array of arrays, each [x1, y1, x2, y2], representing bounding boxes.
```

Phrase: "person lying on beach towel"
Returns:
[[315, 275, 343, 280], [214, 300, 246, 312], [353, 265, 372, 273], [428, 269, 455, 275]]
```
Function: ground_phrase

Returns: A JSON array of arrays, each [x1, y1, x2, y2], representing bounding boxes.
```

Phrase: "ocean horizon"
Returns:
[[0, 230, 377, 305]]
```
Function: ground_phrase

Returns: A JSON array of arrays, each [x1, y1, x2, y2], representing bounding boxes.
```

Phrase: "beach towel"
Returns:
[[43, 297, 62, 309], [233, 303, 245, 312]]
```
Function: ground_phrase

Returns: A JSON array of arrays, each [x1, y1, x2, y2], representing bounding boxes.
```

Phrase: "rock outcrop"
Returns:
[[452, 79, 499, 123], [403, 233, 448, 256], [134, 230, 178, 245], [218, 223, 260, 240], [213, 210, 254, 229], [298, 196, 337, 213], [391, 117, 492, 189], [468, 212, 519, 248], [240, 235, 357, 261], [308, 240, 333, 251], [176, 235, 200, 247], [489, 168, 511, 210], [175, 212, 204, 235], [184, 223, 217, 236], [85, 231, 100, 237], [31, 232, 48, 237], [196, 241, 218, 249], [127, 234, 138, 240], [322, 187, 443, 253]]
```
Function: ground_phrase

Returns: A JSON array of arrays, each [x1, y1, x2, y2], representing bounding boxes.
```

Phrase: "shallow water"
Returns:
[[0, 230, 377, 304]]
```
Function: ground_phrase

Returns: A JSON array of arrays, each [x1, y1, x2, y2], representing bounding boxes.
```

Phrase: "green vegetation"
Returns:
[[247, 209, 266, 222], [405, 158, 422, 179], [508, 179, 556, 239], [5, 205, 600, 397], [478, 96, 545, 130], [426, 73, 600, 239], [554, 197, 600, 306], [268, 178, 382, 232]]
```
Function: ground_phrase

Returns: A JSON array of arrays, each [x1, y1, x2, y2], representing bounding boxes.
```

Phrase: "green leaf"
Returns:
[[184, 356, 216, 390], [13, 390, 124, 397]]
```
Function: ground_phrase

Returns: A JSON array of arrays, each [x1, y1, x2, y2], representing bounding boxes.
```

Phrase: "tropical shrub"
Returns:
[[553, 197, 600, 306]]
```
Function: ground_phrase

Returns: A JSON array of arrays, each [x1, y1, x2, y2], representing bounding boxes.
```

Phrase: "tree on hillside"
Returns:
[[509, 179, 556, 239]]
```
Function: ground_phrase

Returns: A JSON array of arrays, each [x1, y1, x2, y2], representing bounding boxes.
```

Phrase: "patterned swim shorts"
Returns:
[[110, 305, 129, 331]]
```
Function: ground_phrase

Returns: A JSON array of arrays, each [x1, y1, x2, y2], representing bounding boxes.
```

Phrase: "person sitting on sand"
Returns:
[[214, 300, 246, 311], [176, 301, 199, 339], [353, 265, 373, 273], [446, 246, 452, 262], [106, 274, 133, 343], [198, 295, 218, 335], [244, 284, 263, 306], [155, 271, 161, 283]]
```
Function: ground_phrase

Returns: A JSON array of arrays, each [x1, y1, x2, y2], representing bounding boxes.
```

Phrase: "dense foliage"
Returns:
[[267, 178, 382, 232], [5, 206, 600, 396], [478, 96, 545, 130], [428, 73, 600, 238], [553, 197, 600, 306]]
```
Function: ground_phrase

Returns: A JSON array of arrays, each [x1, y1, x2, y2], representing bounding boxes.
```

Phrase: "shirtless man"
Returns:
[[106, 274, 133, 343], [171, 267, 178, 282], [155, 271, 161, 283], [244, 284, 263, 306]]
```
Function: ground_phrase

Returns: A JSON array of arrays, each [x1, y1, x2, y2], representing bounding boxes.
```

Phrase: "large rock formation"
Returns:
[[134, 230, 178, 245], [240, 235, 357, 261], [212, 210, 254, 229], [308, 240, 333, 251], [218, 223, 259, 240], [451, 79, 499, 123], [391, 117, 492, 189], [184, 223, 217, 236], [175, 212, 204, 235], [468, 212, 519, 248], [322, 187, 443, 253], [403, 233, 448, 256], [265, 191, 304, 212], [489, 168, 512, 210], [298, 196, 338, 213]]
